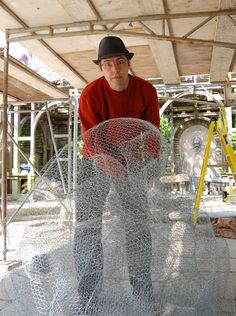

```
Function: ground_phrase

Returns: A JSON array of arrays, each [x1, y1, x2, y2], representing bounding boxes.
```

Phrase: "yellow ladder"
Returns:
[[193, 107, 236, 224]]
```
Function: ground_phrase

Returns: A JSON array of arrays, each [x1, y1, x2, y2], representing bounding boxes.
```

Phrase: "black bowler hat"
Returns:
[[93, 36, 134, 65]]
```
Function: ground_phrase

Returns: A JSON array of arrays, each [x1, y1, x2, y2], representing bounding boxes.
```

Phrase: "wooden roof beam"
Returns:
[[182, 16, 215, 39], [210, 1, 236, 82], [134, 0, 179, 85], [0, 91, 19, 102], [57, 0, 108, 31], [0, 56, 68, 99], [0, 0, 88, 87], [86, 0, 108, 31]]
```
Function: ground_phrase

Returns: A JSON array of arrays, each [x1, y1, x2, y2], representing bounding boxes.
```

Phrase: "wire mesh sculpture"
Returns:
[[0, 118, 235, 316]]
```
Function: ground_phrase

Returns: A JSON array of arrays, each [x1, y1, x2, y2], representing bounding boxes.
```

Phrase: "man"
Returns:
[[75, 36, 160, 314], [79, 36, 159, 133]]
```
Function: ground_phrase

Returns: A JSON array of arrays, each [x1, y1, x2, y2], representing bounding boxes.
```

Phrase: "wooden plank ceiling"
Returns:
[[0, 55, 68, 102], [0, 0, 235, 98]]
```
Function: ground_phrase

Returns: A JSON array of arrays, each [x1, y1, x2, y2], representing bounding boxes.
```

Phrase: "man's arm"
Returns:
[[79, 92, 102, 134], [143, 87, 160, 129]]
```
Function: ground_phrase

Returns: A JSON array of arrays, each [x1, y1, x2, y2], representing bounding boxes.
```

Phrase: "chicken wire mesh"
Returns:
[[0, 118, 235, 316]]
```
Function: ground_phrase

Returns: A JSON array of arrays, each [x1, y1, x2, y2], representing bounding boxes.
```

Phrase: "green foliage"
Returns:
[[77, 140, 84, 158], [230, 132, 236, 154], [160, 116, 171, 142], [232, 113, 236, 128]]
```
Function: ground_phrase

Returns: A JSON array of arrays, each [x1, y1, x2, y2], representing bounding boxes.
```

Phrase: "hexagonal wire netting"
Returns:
[[1, 118, 235, 316]]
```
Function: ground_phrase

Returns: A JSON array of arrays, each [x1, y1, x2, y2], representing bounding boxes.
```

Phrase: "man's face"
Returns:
[[100, 55, 130, 92]]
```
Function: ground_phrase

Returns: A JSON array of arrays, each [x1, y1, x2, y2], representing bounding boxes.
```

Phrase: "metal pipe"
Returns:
[[182, 16, 215, 39], [12, 106, 20, 175], [67, 99, 73, 194], [5, 110, 59, 114], [45, 103, 67, 194], [6, 130, 70, 226], [28, 103, 36, 191], [1, 32, 9, 261], [160, 86, 193, 116], [7, 9, 236, 35], [8, 29, 236, 50], [71, 93, 79, 223], [72, 94, 79, 195], [7, 131, 40, 176], [0, 98, 69, 106], [160, 96, 222, 106]]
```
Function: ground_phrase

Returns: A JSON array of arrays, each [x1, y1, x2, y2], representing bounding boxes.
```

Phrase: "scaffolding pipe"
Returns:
[[160, 86, 194, 116], [12, 105, 20, 175], [0, 98, 68, 106], [200, 85, 224, 106], [6, 131, 70, 226], [1, 32, 9, 261], [72, 95, 79, 194], [67, 100, 73, 194], [28, 103, 36, 191], [45, 102, 67, 194]]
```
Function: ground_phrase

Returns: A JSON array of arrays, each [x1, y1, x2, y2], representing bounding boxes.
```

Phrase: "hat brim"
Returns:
[[93, 52, 134, 65]]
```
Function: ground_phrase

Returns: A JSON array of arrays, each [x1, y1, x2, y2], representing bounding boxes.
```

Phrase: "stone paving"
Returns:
[[0, 196, 235, 315]]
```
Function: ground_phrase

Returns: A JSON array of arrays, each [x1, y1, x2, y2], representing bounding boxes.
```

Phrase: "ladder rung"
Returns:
[[207, 164, 228, 167]]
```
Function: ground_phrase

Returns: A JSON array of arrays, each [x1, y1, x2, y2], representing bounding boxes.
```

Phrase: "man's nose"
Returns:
[[111, 63, 120, 71]]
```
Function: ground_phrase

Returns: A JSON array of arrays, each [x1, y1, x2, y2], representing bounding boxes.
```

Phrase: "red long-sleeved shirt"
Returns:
[[79, 74, 160, 134], [79, 75, 160, 165]]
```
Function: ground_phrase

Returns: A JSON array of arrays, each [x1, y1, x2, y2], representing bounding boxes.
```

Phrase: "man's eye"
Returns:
[[104, 62, 112, 67], [117, 60, 125, 65]]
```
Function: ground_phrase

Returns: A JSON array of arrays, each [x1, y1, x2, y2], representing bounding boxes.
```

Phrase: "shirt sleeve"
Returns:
[[79, 91, 102, 134], [143, 86, 160, 129]]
